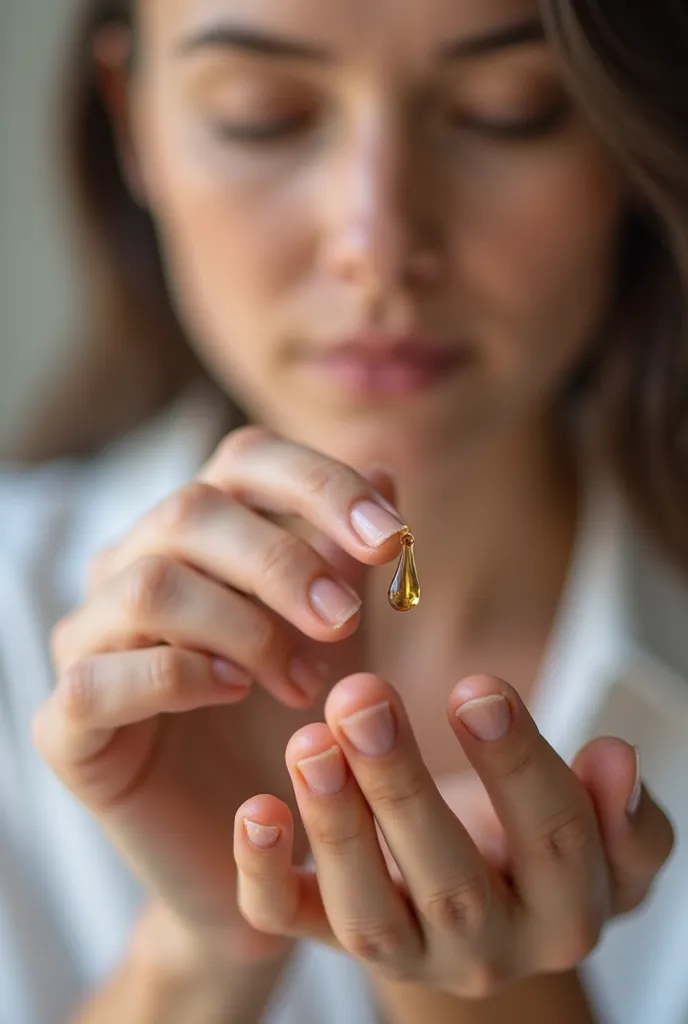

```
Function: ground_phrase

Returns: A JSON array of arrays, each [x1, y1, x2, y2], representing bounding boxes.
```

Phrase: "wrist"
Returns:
[[131, 899, 288, 976], [126, 901, 294, 1024]]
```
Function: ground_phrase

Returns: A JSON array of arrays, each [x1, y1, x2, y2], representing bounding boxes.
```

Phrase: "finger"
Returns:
[[572, 739, 675, 915], [33, 645, 251, 769], [97, 483, 364, 642], [199, 427, 406, 561], [448, 676, 607, 970], [285, 722, 422, 969], [86, 542, 120, 597], [234, 795, 334, 945], [311, 466, 400, 596], [325, 674, 499, 949], [52, 555, 315, 708]]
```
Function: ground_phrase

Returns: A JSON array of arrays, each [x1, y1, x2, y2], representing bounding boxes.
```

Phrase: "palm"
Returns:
[[93, 706, 288, 960]]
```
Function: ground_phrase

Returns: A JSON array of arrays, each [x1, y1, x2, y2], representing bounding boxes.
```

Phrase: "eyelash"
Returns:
[[211, 102, 569, 147], [212, 114, 313, 144], [453, 103, 569, 141]]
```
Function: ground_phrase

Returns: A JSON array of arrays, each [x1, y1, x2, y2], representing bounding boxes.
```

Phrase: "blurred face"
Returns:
[[126, 0, 625, 470]]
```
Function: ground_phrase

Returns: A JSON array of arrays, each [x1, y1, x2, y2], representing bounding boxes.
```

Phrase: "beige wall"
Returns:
[[0, 0, 80, 449]]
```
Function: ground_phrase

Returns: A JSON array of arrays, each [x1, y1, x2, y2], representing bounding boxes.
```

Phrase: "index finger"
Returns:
[[198, 427, 406, 565]]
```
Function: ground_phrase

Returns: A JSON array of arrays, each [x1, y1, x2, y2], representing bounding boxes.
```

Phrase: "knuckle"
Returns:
[[362, 767, 427, 817], [242, 610, 280, 668], [147, 646, 187, 700], [85, 546, 115, 595], [57, 660, 96, 722], [544, 919, 602, 971], [259, 531, 305, 586], [215, 425, 270, 465], [50, 615, 75, 672], [160, 482, 218, 532], [338, 919, 408, 964], [488, 744, 533, 784], [124, 555, 181, 619], [461, 958, 507, 1000], [613, 879, 652, 916], [240, 903, 280, 934], [299, 458, 341, 503], [309, 817, 364, 858], [564, 919, 602, 963], [528, 808, 592, 865], [421, 876, 491, 938], [238, 894, 291, 936]]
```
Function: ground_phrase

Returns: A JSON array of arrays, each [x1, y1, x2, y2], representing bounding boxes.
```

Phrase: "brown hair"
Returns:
[[12, 0, 688, 569]]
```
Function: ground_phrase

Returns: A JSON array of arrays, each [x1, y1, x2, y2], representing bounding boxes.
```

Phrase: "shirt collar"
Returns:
[[532, 471, 688, 759]]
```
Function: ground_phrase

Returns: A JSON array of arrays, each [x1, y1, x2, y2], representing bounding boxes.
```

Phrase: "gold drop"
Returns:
[[388, 529, 420, 612]]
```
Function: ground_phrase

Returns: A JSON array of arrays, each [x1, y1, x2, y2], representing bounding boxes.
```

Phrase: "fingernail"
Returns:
[[243, 819, 281, 849], [289, 658, 329, 700], [310, 577, 362, 628], [627, 746, 642, 818], [350, 500, 405, 548], [340, 700, 396, 757], [213, 659, 252, 689], [456, 694, 511, 741], [297, 746, 347, 795]]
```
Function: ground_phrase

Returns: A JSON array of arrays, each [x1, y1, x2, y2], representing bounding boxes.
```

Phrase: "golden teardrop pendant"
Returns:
[[388, 529, 420, 612]]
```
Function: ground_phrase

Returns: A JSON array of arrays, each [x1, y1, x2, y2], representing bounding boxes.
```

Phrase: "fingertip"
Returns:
[[447, 677, 523, 742], [285, 721, 337, 766], [235, 795, 293, 852], [324, 672, 396, 722], [571, 736, 637, 813], [448, 675, 516, 714]]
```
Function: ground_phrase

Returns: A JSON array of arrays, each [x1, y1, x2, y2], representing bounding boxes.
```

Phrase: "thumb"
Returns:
[[311, 466, 403, 595]]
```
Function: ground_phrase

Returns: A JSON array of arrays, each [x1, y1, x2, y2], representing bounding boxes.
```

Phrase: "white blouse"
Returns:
[[1, 386, 687, 1024]]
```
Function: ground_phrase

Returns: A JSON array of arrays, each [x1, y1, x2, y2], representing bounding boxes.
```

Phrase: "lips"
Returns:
[[302, 334, 472, 399], [319, 333, 464, 364]]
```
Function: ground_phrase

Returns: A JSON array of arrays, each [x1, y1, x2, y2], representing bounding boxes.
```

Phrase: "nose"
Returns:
[[321, 113, 444, 302]]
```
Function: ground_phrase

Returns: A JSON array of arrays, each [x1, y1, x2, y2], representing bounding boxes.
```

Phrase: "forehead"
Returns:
[[141, 0, 543, 64]]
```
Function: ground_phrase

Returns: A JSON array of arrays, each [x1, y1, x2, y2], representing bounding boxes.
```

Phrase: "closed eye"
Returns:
[[211, 112, 315, 143], [452, 103, 570, 141]]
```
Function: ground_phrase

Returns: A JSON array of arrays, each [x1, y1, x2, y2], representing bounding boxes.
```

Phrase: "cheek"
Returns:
[[140, 108, 313, 357], [453, 141, 624, 376]]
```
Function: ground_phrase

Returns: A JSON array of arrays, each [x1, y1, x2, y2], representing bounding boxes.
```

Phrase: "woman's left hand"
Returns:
[[233, 673, 673, 997]]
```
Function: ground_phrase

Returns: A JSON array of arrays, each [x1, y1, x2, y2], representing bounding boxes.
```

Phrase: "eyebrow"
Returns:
[[175, 24, 331, 62], [175, 17, 545, 64], [438, 18, 545, 60]]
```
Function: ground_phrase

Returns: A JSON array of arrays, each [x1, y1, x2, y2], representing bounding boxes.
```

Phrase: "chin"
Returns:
[[281, 407, 470, 481]]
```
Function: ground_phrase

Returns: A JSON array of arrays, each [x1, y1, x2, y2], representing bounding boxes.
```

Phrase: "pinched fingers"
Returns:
[[199, 427, 406, 561], [52, 554, 321, 707], [84, 482, 365, 642]]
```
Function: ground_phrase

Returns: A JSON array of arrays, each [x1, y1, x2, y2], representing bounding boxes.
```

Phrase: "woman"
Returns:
[[1, 0, 686, 1021]]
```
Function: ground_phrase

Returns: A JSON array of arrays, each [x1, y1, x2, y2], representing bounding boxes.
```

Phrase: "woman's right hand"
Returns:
[[32, 426, 405, 963]]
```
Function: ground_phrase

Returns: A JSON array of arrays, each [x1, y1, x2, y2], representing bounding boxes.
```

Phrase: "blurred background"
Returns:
[[0, 0, 80, 451]]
